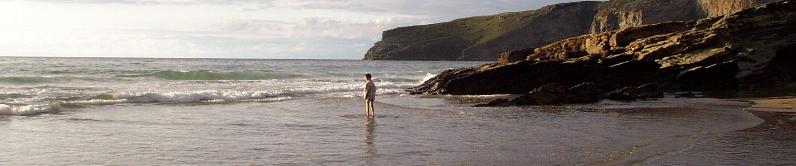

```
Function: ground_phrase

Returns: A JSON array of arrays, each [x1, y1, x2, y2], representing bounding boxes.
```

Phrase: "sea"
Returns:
[[1, 57, 794, 165]]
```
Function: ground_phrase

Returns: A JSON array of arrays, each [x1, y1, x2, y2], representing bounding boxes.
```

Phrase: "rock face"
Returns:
[[590, 0, 778, 33], [590, 0, 704, 33], [496, 48, 534, 65], [698, 0, 782, 17], [412, 0, 796, 106], [364, 0, 777, 61]]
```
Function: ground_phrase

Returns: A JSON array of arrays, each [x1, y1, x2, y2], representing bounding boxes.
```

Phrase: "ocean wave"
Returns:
[[0, 104, 60, 116], [0, 95, 292, 116], [0, 73, 429, 116], [146, 70, 301, 80], [114, 91, 287, 103], [0, 76, 102, 84], [421, 73, 436, 82], [0, 82, 413, 116]]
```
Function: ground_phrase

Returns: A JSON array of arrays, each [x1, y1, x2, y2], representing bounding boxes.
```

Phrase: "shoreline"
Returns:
[[744, 97, 796, 122], [4, 92, 790, 165]]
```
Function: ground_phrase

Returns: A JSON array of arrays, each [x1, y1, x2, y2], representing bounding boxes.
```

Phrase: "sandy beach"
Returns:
[[745, 97, 796, 123], [4, 94, 796, 165], [748, 97, 796, 112]]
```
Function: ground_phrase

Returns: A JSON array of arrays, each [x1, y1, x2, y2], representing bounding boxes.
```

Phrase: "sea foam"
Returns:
[[147, 70, 300, 80], [115, 90, 285, 103], [421, 73, 436, 82], [0, 104, 59, 116]]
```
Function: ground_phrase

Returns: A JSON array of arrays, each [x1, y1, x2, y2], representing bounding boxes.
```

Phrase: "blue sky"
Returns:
[[0, 0, 582, 59]]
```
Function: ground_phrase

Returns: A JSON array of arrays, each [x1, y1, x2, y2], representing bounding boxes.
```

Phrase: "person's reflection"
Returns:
[[364, 118, 377, 163], [365, 118, 376, 144]]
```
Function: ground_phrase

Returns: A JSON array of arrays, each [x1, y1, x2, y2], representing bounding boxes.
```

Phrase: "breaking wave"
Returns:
[[421, 73, 436, 82], [0, 76, 102, 84], [0, 80, 412, 116], [0, 104, 59, 116], [0, 93, 293, 116], [147, 70, 301, 80], [0, 69, 447, 116]]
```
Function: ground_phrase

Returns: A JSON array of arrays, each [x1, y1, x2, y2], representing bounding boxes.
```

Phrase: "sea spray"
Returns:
[[0, 103, 61, 116], [421, 73, 436, 82], [147, 70, 301, 80]]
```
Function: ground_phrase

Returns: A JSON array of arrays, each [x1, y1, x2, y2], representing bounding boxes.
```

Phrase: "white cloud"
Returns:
[[0, 0, 586, 59]]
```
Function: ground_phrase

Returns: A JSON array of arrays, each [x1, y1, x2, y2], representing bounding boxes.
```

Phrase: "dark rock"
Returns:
[[567, 82, 605, 103], [475, 98, 511, 107], [607, 87, 638, 101], [413, 0, 796, 106], [497, 48, 534, 65], [607, 83, 663, 101], [636, 83, 665, 98], [675, 92, 697, 98], [674, 61, 741, 90], [511, 83, 570, 105], [479, 82, 610, 106]]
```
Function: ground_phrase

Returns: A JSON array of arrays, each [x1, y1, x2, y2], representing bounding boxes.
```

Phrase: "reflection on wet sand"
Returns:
[[740, 121, 796, 132], [364, 118, 377, 164], [744, 97, 796, 131], [743, 110, 796, 132], [365, 119, 376, 144]]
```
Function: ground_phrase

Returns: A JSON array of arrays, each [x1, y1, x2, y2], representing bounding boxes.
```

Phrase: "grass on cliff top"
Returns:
[[385, 8, 544, 45], [598, 0, 644, 11], [449, 10, 545, 45]]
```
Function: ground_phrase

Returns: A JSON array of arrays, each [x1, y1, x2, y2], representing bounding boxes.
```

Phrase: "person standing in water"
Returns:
[[363, 73, 377, 118]]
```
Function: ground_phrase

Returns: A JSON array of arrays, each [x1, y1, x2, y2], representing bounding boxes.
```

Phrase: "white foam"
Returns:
[[0, 104, 58, 116], [0, 73, 433, 116], [115, 90, 284, 103], [62, 99, 127, 105], [421, 73, 436, 82]]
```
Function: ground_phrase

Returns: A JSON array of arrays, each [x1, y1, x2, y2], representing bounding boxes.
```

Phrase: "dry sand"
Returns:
[[744, 97, 796, 122]]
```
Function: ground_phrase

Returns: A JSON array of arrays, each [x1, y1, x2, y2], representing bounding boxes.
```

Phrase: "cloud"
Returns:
[[0, 0, 589, 59], [22, 0, 272, 5]]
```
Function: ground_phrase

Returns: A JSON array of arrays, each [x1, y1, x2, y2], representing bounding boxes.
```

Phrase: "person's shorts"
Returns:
[[365, 98, 375, 102]]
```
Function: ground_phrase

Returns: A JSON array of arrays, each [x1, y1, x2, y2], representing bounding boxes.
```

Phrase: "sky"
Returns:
[[0, 0, 582, 59]]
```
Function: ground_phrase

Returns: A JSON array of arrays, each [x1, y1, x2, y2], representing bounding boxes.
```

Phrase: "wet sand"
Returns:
[[3, 95, 796, 165]]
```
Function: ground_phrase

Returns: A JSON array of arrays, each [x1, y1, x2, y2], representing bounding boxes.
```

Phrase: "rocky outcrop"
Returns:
[[412, 0, 796, 106], [496, 48, 534, 65], [365, 0, 776, 61], [477, 82, 663, 106]]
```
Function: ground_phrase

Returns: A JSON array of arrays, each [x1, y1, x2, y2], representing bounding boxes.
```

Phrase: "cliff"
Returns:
[[364, 0, 777, 61], [363, 1, 601, 61], [411, 0, 796, 106], [590, 0, 779, 33]]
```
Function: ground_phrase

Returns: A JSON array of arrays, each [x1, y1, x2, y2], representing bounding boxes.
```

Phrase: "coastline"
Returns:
[[411, 0, 796, 107], [745, 97, 796, 122], [4, 94, 786, 165], [747, 97, 796, 112]]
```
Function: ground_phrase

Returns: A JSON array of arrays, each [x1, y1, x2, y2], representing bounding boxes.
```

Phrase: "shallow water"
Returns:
[[2, 96, 795, 165], [1, 57, 795, 165]]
